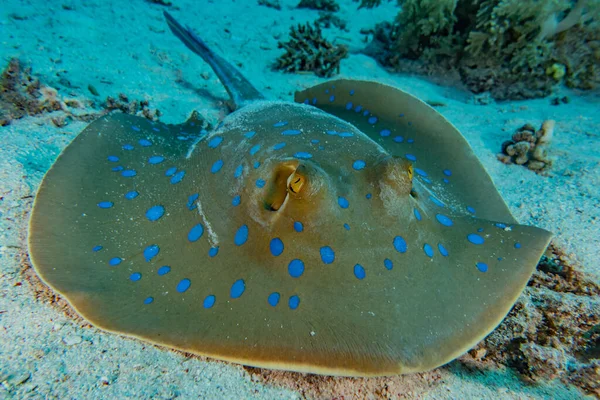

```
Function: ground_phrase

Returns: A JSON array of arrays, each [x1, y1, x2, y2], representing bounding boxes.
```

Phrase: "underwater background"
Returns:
[[0, 0, 598, 398]]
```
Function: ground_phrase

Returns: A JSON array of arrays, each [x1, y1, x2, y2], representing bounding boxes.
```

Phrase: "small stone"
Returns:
[[63, 334, 83, 346], [527, 160, 546, 171]]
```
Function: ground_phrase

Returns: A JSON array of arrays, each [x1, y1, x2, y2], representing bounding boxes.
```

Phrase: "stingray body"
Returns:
[[28, 12, 552, 376]]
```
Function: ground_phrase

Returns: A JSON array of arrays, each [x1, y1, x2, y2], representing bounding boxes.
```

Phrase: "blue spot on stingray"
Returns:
[[203, 295, 216, 308], [254, 161, 260, 169], [477, 227, 484, 232], [230, 279, 245, 298], [250, 144, 261, 155], [148, 156, 164, 164], [393, 136, 404, 143], [132, 126, 140, 132], [326, 130, 338, 136], [235, 225, 249, 246], [443, 169, 452, 176], [366, 193, 372, 199], [430, 196, 445, 208], [157, 266, 171, 275], [109, 257, 122, 266], [345, 102, 353, 110], [338, 197, 349, 209], [423, 243, 434, 258], [329, 95, 335, 102], [294, 221, 304, 232], [368, 116, 378, 124], [354, 264, 366, 280], [406, 154, 417, 161], [232, 195, 241, 206], [282, 129, 301, 136], [312, 97, 317, 105], [139, 139, 152, 147], [270, 238, 284, 256], [476, 262, 488, 272], [107, 155, 119, 162], [352, 160, 366, 170], [171, 170, 185, 184], [289, 295, 300, 310], [355, 105, 363, 112], [415, 168, 427, 177], [343, 223, 350, 231], [349, 89, 355, 95], [187, 193, 199, 210], [320, 246, 335, 264], [123, 144, 134, 150], [303, 99, 309, 104], [384, 259, 393, 270], [310, 139, 319, 144], [112, 166, 124, 172], [467, 233, 485, 245], [165, 167, 177, 177], [268, 292, 280, 307], [211, 160, 224, 173], [393, 236, 407, 253], [244, 131, 256, 139], [438, 243, 449, 257], [208, 136, 223, 148], [294, 152, 312, 159], [273, 142, 286, 150], [146, 205, 164, 221], [144, 297, 154, 304], [92, 245, 103, 252], [443, 178, 450, 184], [188, 224, 204, 242], [435, 214, 453, 226], [288, 259, 305, 278], [414, 208, 422, 221], [407, 138, 414, 143], [467, 206, 476, 214], [514, 242, 522, 249], [97, 201, 113, 209], [234, 165, 243, 178], [399, 113, 405, 117], [422, 177, 432, 184], [124, 191, 139, 200], [176, 279, 191, 293], [143, 245, 159, 262], [274, 121, 288, 127], [130, 272, 142, 282], [338, 132, 354, 138], [122, 170, 137, 177], [256, 179, 266, 188], [363, 110, 370, 117], [494, 223, 507, 229], [208, 247, 219, 257], [380, 129, 391, 137]]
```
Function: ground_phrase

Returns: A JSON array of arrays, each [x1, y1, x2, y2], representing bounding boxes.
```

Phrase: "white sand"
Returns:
[[1, 0, 597, 398]]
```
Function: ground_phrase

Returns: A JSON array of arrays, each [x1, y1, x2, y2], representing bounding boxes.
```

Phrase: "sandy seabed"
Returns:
[[1, 0, 598, 399]]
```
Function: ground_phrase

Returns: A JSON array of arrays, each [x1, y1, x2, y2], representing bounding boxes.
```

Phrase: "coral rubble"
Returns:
[[297, 0, 340, 12], [462, 244, 600, 397], [364, 0, 600, 100], [497, 120, 554, 173], [276, 22, 348, 77]]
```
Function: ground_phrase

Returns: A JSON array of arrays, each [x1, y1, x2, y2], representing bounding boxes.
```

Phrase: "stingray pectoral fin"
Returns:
[[295, 80, 516, 224], [28, 113, 199, 302]]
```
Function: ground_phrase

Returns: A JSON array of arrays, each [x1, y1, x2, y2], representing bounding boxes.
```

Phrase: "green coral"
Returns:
[[276, 22, 348, 77], [367, 0, 600, 99]]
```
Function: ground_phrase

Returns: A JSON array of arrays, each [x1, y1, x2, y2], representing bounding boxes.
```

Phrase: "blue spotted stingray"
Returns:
[[28, 12, 552, 376]]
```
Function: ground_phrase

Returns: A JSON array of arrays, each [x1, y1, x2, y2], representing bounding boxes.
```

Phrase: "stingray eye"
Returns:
[[288, 172, 305, 194], [407, 164, 414, 182]]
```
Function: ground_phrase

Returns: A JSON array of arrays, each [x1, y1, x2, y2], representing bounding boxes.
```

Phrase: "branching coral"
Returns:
[[367, 0, 600, 99], [276, 22, 348, 77]]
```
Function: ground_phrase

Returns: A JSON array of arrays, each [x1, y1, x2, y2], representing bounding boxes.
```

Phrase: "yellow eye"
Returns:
[[407, 164, 414, 181], [288, 172, 305, 194]]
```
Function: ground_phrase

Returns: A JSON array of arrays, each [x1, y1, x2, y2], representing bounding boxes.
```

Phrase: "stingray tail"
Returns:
[[164, 11, 265, 110]]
